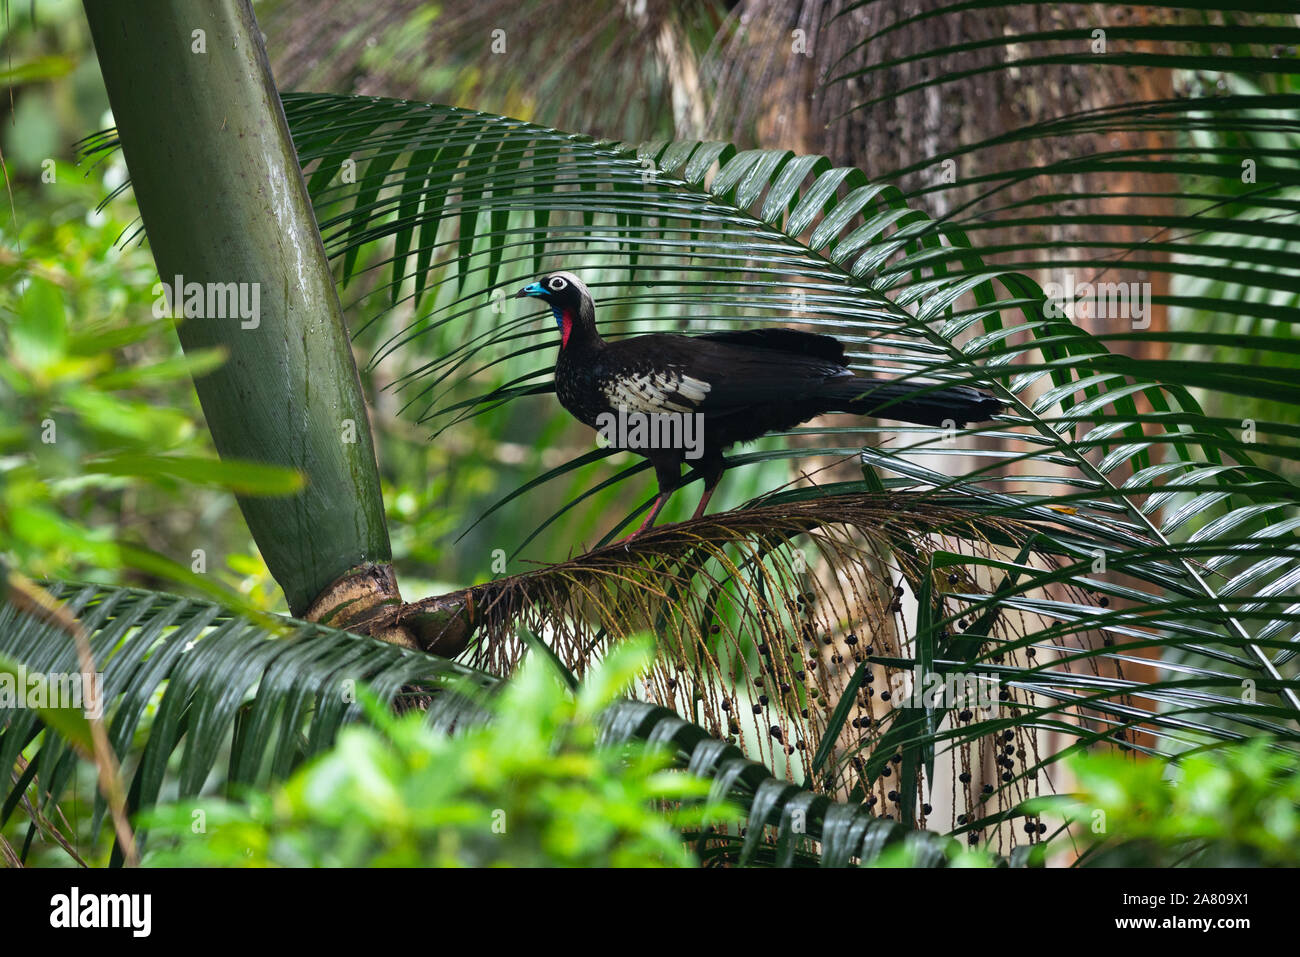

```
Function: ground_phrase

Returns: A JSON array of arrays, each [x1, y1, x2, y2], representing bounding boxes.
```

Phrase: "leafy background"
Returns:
[[2, 0, 1298, 867]]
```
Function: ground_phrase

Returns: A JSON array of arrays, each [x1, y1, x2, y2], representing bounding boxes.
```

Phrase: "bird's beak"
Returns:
[[514, 282, 545, 299]]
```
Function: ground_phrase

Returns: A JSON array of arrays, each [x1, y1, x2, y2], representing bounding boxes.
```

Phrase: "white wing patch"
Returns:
[[601, 370, 711, 415], [677, 375, 711, 403]]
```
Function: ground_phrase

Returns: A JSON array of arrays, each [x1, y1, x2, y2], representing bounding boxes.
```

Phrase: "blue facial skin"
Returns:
[[519, 282, 564, 329]]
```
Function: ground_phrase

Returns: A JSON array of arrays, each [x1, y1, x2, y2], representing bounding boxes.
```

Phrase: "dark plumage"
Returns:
[[516, 272, 1003, 538]]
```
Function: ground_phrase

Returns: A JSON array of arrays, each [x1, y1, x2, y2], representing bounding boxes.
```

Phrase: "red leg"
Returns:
[[691, 483, 717, 520], [617, 455, 684, 543], [691, 461, 726, 520], [618, 491, 671, 542]]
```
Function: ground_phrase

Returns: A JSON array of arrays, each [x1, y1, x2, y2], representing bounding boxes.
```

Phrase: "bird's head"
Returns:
[[514, 272, 595, 349]]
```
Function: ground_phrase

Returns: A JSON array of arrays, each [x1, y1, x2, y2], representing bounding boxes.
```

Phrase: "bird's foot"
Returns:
[[613, 493, 670, 546]]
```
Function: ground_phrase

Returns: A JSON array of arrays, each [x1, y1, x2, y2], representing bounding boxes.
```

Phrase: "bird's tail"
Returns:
[[824, 378, 1004, 428]]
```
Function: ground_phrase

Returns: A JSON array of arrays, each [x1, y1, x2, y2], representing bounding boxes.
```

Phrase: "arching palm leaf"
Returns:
[[1, 576, 981, 867], [77, 60, 1300, 855], [0, 578, 489, 862]]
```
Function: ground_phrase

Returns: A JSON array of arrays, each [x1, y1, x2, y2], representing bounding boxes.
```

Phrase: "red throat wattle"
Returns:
[[560, 310, 573, 349]]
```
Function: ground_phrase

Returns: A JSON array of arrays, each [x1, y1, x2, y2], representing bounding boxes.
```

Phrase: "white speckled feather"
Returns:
[[599, 369, 711, 415]]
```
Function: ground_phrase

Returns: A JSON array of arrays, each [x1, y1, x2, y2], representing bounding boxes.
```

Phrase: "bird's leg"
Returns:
[[690, 454, 727, 521], [620, 491, 671, 542], [616, 454, 681, 543], [691, 483, 717, 520]]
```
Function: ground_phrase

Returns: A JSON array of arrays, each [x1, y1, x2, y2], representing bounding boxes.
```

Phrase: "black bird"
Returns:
[[516, 272, 1003, 539]]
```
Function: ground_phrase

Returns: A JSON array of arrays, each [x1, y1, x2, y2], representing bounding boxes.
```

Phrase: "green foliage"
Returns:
[[0, 158, 297, 607], [1030, 739, 1300, 867], [0, 579, 490, 866], [240, 90, 1300, 806], [865, 840, 996, 870], [6, 1, 1300, 869], [1171, 71, 1300, 469], [0, 649, 94, 755], [140, 640, 729, 867], [2, 579, 972, 868]]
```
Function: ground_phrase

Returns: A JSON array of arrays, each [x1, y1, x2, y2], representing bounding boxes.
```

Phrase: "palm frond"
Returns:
[[80, 74, 1300, 857], [1, 575, 987, 867], [602, 700, 988, 867], [375, 491, 1300, 852], [0, 578, 490, 862], [218, 91, 1298, 694]]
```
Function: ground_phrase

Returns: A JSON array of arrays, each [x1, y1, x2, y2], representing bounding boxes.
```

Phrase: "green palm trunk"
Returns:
[[82, 0, 394, 622]]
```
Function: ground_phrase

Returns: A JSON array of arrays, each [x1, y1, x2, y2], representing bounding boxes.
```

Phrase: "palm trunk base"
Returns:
[[305, 563, 418, 650]]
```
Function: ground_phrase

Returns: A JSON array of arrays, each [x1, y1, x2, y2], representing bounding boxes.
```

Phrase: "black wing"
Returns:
[[696, 328, 848, 366], [597, 332, 852, 415]]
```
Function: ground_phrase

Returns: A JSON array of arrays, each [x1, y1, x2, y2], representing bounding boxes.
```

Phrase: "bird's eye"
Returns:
[[547, 276, 568, 292]]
